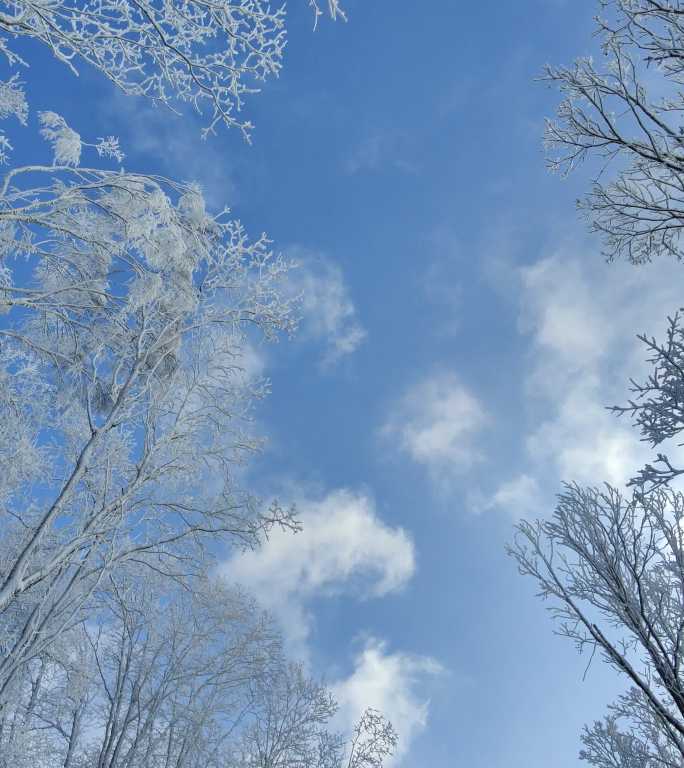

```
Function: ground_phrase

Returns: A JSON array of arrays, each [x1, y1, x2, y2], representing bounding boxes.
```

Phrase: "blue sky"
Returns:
[[13, 0, 684, 765]]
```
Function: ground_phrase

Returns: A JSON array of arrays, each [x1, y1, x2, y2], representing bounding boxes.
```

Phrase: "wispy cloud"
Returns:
[[218, 489, 414, 659], [470, 473, 545, 520], [287, 248, 367, 367], [345, 130, 418, 175], [382, 372, 489, 486]]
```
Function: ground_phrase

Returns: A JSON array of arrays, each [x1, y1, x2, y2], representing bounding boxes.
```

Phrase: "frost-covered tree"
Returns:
[[510, 310, 684, 766], [0, 1, 397, 766], [0, 571, 280, 768], [0, 114, 302, 703], [545, 0, 684, 263], [0, 569, 395, 768], [235, 663, 396, 768], [0, 0, 344, 137], [510, 479, 684, 768], [511, 3, 684, 764]]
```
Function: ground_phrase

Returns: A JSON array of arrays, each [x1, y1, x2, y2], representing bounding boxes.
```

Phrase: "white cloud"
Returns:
[[473, 247, 682, 516], [332, 638, 444, 766], [517, 251, 681, 488], [382, 372, 488, 484], [219, 489, 415, 658], [220, 489, 438, 764], [287, 249, 367, 367], [525, 379, 642, 487]]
